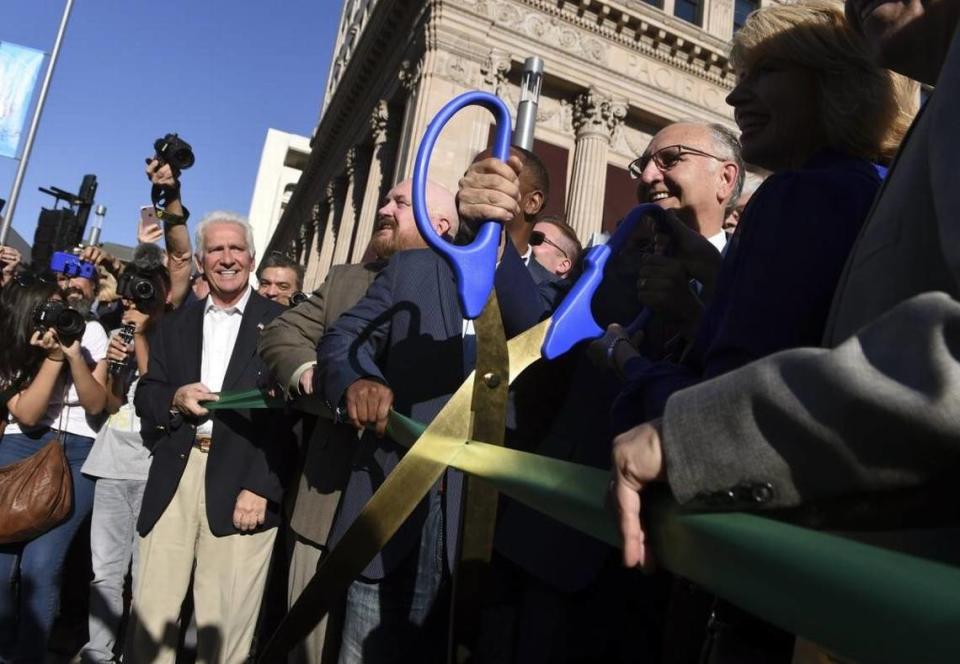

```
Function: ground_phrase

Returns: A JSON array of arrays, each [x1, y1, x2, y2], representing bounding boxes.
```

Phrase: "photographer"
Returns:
[[79, 247, 170, 663], [143, 135, 194, 309], [0, 271, 109, 661], [0, 245, 22, 287], [256, 251, 303, 305]]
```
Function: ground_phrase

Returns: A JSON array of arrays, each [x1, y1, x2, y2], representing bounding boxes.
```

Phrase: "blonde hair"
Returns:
[[731, 0, 916, 164]]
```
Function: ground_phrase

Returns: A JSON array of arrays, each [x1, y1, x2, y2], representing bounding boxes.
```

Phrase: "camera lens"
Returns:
[[55, 308, 86, 338], [133, 279, 155, 300]]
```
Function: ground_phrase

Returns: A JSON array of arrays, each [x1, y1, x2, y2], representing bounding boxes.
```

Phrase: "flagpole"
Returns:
[[0, 0, 75, 246]]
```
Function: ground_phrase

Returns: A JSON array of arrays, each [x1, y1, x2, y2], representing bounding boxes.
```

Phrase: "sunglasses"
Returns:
[[530, 230, 568, 259], [628, 144, 726, 179]]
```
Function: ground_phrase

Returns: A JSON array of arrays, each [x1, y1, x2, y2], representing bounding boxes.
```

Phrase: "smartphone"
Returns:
[[139, 205, 160, 236]]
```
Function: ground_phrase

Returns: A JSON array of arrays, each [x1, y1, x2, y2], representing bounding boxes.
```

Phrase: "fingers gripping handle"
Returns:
[[542, 204, 669, 360], [412, 91, 513, 319]]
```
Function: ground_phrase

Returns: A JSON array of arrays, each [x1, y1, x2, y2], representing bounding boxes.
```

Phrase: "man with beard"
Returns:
[[611, 0, 960, 568], [55, 249, 102, 320], [314, 154, 564, 663], [257, 178, 458, 664]]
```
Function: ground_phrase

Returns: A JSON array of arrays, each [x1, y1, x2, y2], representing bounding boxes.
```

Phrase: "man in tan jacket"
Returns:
[[257, 178, 458, 663]]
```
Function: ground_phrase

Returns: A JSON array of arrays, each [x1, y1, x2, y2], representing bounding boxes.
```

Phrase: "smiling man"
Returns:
[[611, 0, 960, 575], [257, 178, 457, 664], [129, 211, 294, 663], [632, 122, 744, 253]]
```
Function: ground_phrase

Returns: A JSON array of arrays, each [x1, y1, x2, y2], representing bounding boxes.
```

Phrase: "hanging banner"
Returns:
[[0, 42, 45, 158]]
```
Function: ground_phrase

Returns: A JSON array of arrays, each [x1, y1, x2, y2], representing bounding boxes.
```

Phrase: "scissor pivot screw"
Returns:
[[482, 372, 501, 388]]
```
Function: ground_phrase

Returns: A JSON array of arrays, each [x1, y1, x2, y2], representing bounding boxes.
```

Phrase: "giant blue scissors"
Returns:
[[542, 202, 671, 359], [412, 91, 513, 319]]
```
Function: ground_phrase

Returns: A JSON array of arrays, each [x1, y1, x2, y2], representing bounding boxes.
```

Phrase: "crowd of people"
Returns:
[[0, 0, 957, 661]]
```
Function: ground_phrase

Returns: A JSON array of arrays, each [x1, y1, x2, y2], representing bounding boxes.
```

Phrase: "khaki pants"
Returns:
[[126, 447, 277, 664], [288, 535, 328, 664]]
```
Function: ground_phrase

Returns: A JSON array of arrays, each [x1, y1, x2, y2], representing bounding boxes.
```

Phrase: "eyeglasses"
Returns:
[[628, 144, 726, 179], [529, 230, 568, 258]]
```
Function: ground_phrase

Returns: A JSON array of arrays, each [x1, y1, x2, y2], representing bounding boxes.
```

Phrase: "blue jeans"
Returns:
[[0, 429, 96, 663], [338, 489, 448, 664]]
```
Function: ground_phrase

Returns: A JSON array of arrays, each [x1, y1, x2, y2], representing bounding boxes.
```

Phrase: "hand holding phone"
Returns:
[[139, 206, 163, 244]]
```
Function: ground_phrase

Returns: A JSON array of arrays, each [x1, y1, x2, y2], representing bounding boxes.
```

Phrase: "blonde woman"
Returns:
[[611, 0, 916, 427], [609, 1, 918, 660]]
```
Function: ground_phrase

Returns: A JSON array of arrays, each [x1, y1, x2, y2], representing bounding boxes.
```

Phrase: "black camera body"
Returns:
[[153, 133, 195, 171], [33, 301, 86, 339], [117, 271, 158, 310]]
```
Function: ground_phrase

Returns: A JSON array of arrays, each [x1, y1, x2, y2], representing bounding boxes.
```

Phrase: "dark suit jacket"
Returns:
[[257, 262, 384, 547], [315, 242, 565, 579], [135, 289, 293, 537]]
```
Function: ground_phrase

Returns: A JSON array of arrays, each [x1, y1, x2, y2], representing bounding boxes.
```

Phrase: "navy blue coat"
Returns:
[[315, 242, 565, 579]]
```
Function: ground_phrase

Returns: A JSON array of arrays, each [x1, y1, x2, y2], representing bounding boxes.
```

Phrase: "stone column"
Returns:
[[351, 101, 391, 263], [330, 149, 360, 267], [391, 58, 424, 183], [565, 89, 627, 242], [302, 204, 323, 291], [315, 183, 339, 285]]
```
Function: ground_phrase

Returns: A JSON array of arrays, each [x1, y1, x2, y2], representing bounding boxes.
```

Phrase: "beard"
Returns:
[[63, 288, 94, 318], [370, 234, 396, 259]]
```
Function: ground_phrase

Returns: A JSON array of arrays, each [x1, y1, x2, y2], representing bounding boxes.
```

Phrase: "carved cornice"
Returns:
[[459, 0, 734, 86], [572, 88, 628, 140]]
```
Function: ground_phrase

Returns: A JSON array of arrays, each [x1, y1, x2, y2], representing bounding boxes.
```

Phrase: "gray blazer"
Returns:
[[660, 28, 960, 517], [257, 262, 383, 546]]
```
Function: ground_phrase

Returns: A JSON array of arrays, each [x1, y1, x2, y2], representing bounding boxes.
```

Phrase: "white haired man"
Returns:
[[127, 212, 295, 662]]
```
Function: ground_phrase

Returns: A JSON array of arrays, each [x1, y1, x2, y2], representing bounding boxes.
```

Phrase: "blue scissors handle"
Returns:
[[541, 203, 670, 360], [412, 91, 513, 319]]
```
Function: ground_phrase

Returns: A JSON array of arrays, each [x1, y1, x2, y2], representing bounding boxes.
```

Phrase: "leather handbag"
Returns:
[[0, 378, 73, 544], [0, 437, 73, 544]]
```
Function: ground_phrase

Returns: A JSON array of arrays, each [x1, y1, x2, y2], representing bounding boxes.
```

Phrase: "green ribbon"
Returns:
[[210, 388, 960, 663]]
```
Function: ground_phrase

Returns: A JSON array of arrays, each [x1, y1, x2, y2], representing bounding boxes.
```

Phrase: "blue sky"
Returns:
[[1, 0, 339, 251]]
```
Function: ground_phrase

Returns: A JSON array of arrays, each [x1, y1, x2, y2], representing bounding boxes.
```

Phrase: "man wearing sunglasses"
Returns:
[[529, 216, 581, 279]]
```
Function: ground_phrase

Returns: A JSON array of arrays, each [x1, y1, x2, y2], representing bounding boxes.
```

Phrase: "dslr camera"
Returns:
[[116, 269, 159, 311], [153, 133, 195, 171], [50, 251, 96, 279], [33, 301, 86, 339]]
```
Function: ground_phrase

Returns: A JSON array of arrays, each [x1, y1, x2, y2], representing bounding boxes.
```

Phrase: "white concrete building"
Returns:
[[248, 128, 311, 268]]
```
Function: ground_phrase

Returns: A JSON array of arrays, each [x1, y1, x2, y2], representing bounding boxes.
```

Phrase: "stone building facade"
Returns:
[[265, 0, 765, 290]]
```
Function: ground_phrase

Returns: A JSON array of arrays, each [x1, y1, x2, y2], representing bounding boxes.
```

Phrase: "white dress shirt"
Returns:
[[197, 288, 251, 436], [707, 229, 728, 254]]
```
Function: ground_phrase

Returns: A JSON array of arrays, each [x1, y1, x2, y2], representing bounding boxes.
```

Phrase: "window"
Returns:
[[674, 0, 702, 25], [734, 0, 760, 31]]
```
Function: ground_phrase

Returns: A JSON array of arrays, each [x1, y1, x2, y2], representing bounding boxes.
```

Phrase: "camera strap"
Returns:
[[150, 185, 189, 226]]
